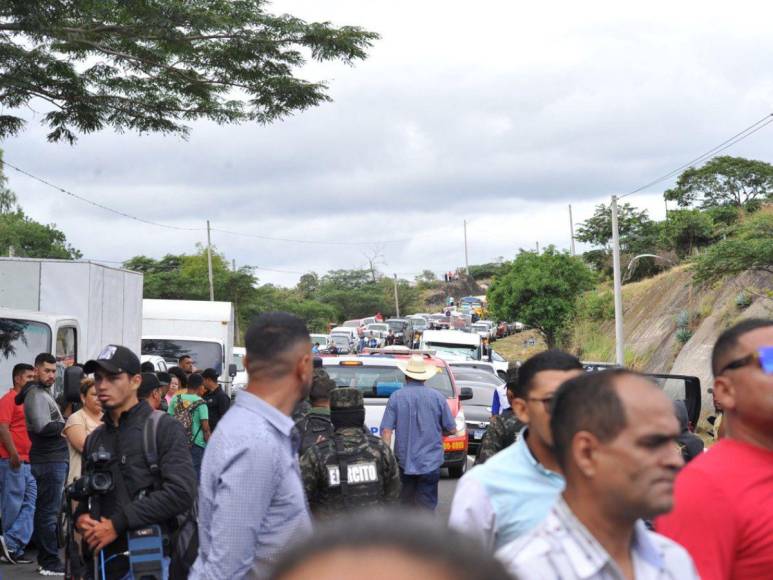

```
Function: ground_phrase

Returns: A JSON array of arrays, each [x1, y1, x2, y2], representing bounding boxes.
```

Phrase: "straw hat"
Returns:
[[398, 355, 438, 381]]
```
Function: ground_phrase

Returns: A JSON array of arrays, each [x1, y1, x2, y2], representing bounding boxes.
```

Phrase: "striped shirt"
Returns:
[[380, 381, 455, 474], [191, 390, 311, 580], [497, 498, 699, 580]]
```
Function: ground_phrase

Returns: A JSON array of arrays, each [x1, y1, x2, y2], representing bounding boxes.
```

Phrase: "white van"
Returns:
[[420, 329, 482, 361]]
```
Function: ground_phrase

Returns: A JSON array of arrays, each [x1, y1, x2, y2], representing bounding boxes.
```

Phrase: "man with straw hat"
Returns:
[[380, 355, 457, 510]]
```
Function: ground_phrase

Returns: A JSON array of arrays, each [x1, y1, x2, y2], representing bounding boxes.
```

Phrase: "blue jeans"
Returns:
[[31, 461, 68, 568], [190, 445, 205, 482], [0, 459, 37, 557], [399, 468, 441, 510]]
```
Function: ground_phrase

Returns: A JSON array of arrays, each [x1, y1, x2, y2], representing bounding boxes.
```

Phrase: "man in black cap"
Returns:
[[138, 372, 165, 411], [74, 345, 196, 579], [201, 368, 229, 432]]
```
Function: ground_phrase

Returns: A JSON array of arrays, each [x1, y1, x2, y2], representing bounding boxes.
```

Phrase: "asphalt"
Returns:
[[8, 458, 470, 579]]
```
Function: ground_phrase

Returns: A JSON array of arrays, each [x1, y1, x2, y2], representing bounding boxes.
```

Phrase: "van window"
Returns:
[[325, 365, 455, 398], [0, 318, 51, 387], [55, 326, 77, 367]]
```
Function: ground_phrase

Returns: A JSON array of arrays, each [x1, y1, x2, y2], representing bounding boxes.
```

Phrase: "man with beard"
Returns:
[[191, 313, 314, 580]]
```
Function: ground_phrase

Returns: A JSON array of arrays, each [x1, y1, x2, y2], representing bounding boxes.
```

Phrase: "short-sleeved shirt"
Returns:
[[63, 408, 102, 483], [379, 381, 455, 475], [655, 438, 773, 580], [168, 394, 209, 448], [0, 388, 31, 461]]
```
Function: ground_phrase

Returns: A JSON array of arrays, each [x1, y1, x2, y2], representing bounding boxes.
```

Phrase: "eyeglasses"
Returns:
[[526, 396, 554, 412], [718, 346, 773, 376]]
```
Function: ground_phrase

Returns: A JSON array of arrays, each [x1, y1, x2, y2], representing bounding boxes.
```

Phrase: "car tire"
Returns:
[[448, 459, 467, 479]]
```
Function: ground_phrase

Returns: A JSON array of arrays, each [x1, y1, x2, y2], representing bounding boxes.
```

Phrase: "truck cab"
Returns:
[[0, 309, 80, 398]]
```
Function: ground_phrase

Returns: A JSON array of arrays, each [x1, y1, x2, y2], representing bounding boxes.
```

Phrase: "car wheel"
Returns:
[[448, 459, 467, 479]]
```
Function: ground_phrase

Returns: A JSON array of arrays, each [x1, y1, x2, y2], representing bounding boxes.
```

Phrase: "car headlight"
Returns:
[[455, 411, 466, 434]]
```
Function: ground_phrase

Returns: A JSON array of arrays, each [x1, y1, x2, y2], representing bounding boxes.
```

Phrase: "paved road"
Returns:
[[9, 458, 468, 580]]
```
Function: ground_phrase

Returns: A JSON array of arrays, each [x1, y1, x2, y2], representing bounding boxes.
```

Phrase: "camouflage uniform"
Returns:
[[300, 388, 400, 518], [474, 409, 524, 465], [292, 399, 312, 423]]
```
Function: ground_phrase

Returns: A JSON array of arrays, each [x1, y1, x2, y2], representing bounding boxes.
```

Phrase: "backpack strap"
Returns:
[[332, 434, 350, 508], [143, 410, 165, 486]]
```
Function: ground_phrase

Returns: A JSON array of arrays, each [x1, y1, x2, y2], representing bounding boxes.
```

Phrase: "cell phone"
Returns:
[[127, 524, 165, 580]]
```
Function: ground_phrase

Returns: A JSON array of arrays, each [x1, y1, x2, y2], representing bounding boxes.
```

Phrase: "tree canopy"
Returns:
[[487, 247, 595, 348], [575, 202, 655, 251], [0, 1, 378, 143], [664, 156, 773, 210]]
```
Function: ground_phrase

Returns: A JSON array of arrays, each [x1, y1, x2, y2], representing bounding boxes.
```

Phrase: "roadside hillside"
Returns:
[[570, 267, 772, 422]]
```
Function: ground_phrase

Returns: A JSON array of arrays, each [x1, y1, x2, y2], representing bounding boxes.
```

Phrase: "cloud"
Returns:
[[3, 0, 773, 286]]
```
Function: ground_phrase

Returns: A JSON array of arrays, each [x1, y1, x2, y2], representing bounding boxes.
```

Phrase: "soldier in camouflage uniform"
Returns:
[[295, 369, 335, 456], [300, 387, 400, 518], [475, 381, 524, 465]]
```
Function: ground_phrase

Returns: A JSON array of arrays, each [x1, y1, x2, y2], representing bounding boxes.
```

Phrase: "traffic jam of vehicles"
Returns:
[[306, 298, 520, 473]]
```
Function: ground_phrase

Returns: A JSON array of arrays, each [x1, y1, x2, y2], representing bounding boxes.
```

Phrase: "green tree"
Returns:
[[692, 211, 773, 285], [487, 247, 595, 348], [296, 272, 319, 300], [0, 1, 378, 143], [575, 202, 655, 252], [664, 156, 773, 210], [658, 209, 716, 257]]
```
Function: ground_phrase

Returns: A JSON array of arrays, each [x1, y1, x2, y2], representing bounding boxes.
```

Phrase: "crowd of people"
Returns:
[[0, 313, 770, 579]]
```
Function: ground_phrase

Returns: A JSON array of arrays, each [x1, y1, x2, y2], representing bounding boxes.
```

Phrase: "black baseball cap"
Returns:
[[84, 345, 141, 375], [138, 372, 162, 399], [156, 372, 172, 386]]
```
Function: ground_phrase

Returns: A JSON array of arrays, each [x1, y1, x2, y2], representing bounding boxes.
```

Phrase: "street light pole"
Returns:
[[464, 220, 470, 276], [610, 196, 625, 365], [569, 204, 576, 256], [393, 274, 400, 318], [206, 220, 215, 302]]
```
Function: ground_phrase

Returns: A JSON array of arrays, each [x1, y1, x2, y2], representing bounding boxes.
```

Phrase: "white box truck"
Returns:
[[141, 299, 237, 394], [0, 258, 144, 396]]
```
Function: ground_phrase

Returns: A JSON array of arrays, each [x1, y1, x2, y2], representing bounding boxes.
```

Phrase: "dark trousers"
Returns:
[[399, 468, 440, 510], [190, 445, 205, 482], [31, 461, 68, 568]]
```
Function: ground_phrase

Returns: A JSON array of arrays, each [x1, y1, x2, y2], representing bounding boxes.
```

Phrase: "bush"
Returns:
[[676, 327, 693, 344], [735, 292, 752, 309], [576, 290, 615, 322], [675, 310, 691, 329]]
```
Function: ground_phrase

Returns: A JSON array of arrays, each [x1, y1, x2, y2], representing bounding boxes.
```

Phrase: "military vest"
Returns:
[[296, 412, 334, 456], [311, 429, 386, 516]]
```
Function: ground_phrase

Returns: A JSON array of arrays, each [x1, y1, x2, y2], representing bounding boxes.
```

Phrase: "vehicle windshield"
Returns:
[[425, 341, 479, 360], [387, 320, 407, 331], [310, 334, 329, 344], [491, 351, 505, 362], [325, 364, 454, 398], [232, 353, 245, 372], [141, 339, 223, 374], [451, 369, 503, 385], [410, 318, 428, 328], [471, 324, 488, 332], [331, 335, 351, 347], [367, 324, 388, 332], [342, 321, 361, 328], [0, 318, 52, 388]]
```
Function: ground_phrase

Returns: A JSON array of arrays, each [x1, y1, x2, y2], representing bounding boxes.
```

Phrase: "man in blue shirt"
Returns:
[[191, 312, 314, 580], [380, 355, 456, 510], [449, 350, 583, 550]]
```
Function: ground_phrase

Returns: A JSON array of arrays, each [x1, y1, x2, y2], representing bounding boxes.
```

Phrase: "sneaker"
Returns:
[[12, 553, 33, 564], [37, 562, 65, 576], [0, 536, 14, 564]]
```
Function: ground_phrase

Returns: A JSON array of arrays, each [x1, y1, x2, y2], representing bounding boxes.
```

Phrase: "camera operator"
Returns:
[[74, 345, 196, 579]]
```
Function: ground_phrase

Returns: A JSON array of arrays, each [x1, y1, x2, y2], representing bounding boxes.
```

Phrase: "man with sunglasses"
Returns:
[[449, 350, 583, 551], [657, 318, 773, 580]]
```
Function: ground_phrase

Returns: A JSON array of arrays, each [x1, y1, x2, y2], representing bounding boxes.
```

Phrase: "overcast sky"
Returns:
[[4, 0, 773, 286]]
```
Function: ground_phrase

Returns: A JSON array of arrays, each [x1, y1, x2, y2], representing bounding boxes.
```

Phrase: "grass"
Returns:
[[492, 329, 548, 363]]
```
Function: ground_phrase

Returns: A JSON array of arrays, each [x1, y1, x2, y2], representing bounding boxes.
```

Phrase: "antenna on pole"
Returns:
[[610, 196, 624, 365]]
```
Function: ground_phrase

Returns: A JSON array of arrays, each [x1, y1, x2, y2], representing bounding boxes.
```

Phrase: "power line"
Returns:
[[1, 159, 419, 246], [622, 113, 773, 198]]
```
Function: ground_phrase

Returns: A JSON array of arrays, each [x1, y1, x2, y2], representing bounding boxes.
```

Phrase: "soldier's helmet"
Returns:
[[330, 387, 364, 410]]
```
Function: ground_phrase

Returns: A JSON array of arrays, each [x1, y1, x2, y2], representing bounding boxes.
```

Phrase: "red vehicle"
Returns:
[[322, 350, 472, 478]]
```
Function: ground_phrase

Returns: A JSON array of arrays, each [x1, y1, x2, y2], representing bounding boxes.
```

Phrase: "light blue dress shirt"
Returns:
[[449, 428, 565, 550], [380, 381, 456, 475], [191, 390, 311, 580]]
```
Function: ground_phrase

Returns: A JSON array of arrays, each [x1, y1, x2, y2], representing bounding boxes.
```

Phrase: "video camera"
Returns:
[[66, 446, 114, 501]]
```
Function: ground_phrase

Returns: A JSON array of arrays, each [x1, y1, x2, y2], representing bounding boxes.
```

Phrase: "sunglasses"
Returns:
[[718, 346, 773, 376]]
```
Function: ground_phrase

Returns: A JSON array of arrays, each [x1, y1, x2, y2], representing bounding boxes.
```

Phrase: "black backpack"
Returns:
[[143, 411, 199, 580], [296, 413, 334, 456]]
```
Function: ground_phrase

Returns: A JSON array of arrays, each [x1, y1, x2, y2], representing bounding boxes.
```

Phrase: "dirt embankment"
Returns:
[[572, 266, 772, 423]]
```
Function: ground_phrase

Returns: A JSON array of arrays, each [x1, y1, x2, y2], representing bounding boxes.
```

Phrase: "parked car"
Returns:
[[386, 318, 414, 346], [329, 333, 355, 354], [407, 315, 429, 333], [140, 355, 168, 372], [342, 318, 366, 337], [454, 381, 495, 455], [322, 351, 471, 477], [310, 333, 332, 353]]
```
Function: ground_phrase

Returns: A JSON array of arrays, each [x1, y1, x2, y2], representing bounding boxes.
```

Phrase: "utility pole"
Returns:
[[206, 220, 215, 302], [463, 220, 470, 276], [536, 241, 540, 254], [393, 274, 400, 318], [568, 204, 576, 256], [231, 258, 239, 343], [610, 196, 625, 365]]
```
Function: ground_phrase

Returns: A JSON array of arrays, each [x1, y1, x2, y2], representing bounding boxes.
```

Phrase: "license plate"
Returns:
[[473, 429, 486, 440]]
